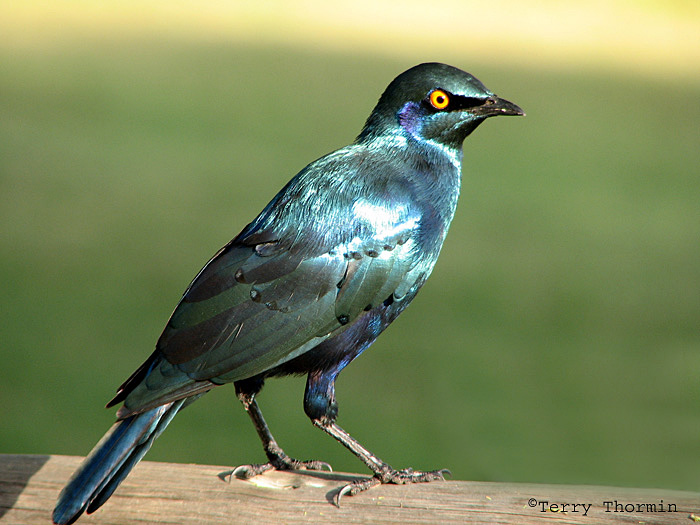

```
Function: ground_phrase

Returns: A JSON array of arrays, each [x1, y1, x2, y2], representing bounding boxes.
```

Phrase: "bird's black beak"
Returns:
[[472, 96, 525, 118]]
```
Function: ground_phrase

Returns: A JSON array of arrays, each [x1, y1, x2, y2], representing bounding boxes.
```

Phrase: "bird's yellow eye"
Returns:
[[429, 89, 450, 110]]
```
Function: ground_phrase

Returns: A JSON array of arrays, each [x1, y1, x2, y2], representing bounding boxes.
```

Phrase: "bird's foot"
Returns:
[[231, 454, 332, 480], [335, 467, 450, 505]]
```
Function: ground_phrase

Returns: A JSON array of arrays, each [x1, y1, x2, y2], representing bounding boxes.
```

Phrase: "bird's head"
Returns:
[[358, 62, 524, 156]]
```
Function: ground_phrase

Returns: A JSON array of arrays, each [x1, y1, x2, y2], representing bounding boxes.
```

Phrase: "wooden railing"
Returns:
[[1, 454, 698, 524]]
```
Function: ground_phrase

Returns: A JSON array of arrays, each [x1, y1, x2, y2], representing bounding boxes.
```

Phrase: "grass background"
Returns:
[[1, 2, 699, 494]]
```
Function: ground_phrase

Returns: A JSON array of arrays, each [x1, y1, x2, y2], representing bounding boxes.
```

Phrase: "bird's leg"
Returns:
[[305, 371, 448, 504], [231, 379, 331, 479], [314, 419, 450, 503]]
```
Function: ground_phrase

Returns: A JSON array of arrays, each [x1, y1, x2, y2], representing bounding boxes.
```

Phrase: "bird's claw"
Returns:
[[230, 462, 274, 480], [389, 467, 451, 484], [293, 459, 332, 473], [334, 467, 450, 506], [231, 458, 332, 480], [335, 476, 381, 506]]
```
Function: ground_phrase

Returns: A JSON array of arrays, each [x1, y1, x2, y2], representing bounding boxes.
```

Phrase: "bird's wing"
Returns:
[[161, 239, 347, 379], [118, 204, 425, 415]]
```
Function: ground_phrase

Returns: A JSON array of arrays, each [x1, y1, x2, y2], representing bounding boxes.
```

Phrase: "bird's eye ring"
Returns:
[[429, 89, 450, 110]]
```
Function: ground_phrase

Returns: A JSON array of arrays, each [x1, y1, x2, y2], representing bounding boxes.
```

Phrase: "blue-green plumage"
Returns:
[[53, 62, 523, 524]]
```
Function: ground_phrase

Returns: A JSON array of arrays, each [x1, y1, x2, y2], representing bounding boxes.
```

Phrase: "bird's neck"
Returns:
[[361, 128, 463, 172]]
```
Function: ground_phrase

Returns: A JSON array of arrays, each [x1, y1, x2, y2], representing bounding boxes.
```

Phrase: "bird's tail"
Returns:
[[53, 399, 186, 525]]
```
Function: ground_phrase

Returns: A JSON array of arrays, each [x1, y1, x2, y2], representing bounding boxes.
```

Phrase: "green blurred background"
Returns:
[[2, 1, 699, 493]]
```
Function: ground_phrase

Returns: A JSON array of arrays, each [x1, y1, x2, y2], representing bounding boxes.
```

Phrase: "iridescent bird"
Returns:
[[53, 62, 523, 524]]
